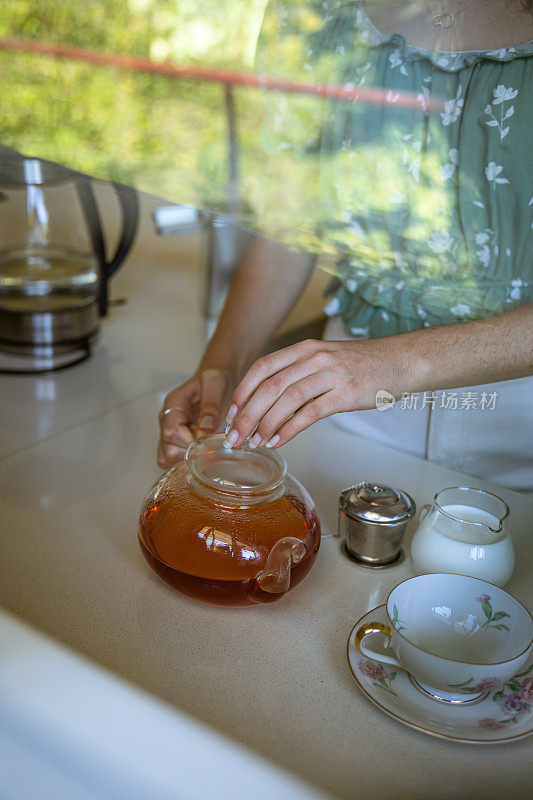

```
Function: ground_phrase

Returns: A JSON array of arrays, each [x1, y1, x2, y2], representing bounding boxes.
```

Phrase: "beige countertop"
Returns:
[[1, 196, 532, 800]]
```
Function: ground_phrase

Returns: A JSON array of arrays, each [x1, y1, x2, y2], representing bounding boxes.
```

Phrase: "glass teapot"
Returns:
[[138, 434, 321, 606]]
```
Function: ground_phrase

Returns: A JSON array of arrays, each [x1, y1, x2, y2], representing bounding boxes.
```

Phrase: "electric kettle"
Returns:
[[0, 146, 138, 372]]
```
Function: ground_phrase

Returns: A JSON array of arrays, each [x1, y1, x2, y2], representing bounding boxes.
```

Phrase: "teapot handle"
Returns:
[[248, 537, 306, 603]]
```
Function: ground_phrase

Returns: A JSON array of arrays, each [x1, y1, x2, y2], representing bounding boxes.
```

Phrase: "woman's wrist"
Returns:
[[390, 328, 439, 397], [196, 354, 243, 386], [384, 324, 478, 400], [354, 332, 431, 402]]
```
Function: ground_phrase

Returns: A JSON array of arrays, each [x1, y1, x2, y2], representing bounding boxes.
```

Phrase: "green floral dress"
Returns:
[[254, 1, 533, 337]]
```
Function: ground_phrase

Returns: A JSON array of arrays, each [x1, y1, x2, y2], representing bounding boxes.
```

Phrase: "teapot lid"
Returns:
[[185, 433, 287, 505], [340, 482, 415, 524]]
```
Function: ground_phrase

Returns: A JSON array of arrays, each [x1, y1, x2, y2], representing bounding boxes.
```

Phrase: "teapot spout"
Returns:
[[249, 537, 306, 602]]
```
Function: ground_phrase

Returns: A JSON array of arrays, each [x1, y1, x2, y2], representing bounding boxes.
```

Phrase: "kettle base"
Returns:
[[0, 338, 93, 373], [0, 299, 97, 372]]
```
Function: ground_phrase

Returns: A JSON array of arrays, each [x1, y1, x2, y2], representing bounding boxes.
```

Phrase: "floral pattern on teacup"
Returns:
[[358, 658, 398, 696], [390, 604, 406, 632], [447, 676, 502, 693], [478, 664, 533, 729], [477, 594, 511, 631]]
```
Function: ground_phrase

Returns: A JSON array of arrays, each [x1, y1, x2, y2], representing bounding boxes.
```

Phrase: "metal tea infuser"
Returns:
[[337, 481, 416, 567]]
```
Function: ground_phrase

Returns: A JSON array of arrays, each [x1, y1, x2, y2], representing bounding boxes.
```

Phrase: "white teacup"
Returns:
[[356, 574, 533, 703]]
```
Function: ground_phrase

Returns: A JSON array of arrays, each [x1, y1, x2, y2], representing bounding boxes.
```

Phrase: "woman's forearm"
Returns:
[[157, 237, 315, 467], [396, 302, 533, 395], [199, 236, 315, 379], [223, 302, 533, 450]]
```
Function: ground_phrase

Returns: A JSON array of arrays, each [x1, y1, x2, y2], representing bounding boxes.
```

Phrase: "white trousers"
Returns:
[[323, 317, 533, 492]]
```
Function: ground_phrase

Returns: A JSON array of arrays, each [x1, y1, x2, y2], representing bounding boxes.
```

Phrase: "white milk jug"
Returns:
[[410, 486, 515, 587]]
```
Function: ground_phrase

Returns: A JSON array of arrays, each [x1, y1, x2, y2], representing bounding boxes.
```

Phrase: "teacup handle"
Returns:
[[355, 622, 401, 667]]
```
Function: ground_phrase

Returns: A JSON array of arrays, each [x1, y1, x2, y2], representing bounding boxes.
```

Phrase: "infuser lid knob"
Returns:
[[340, 481, 415, 524]]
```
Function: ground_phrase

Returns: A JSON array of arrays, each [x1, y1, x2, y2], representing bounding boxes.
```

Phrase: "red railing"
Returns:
[[0, 36, 443, 110], [0, 35, 444, 212]]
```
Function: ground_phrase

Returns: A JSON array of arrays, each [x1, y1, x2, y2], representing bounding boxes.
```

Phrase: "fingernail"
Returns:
[[248, 432, 262, 449], [265, 434, 280, 448], [224, 429, 239, 448], [199, 415, 215, 430], [227, 404, 238, 421]]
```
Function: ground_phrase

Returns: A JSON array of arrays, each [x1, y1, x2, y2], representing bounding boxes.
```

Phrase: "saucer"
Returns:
[[347, 605, 533, 744]]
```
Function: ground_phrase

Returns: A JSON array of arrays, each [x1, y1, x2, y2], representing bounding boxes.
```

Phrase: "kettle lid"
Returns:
[[0, 150, 74, 187], [340, 481, 415, 523]]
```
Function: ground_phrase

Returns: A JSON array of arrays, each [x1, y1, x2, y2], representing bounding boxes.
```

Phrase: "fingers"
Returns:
[[158, 405, 195, 468], [228, 370, 332, 449], [231, 340, 323, 412], [157, 422, 205, 469], [197, 368, 229, 432], [157, 440, 187, 470], [226, 341, 334, 448], [156, 368, 233, 469], [159, 406, 195, 446], [266, 390, 340, 447]]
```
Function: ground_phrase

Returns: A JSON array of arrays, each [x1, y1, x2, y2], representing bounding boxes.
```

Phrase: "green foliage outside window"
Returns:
[[0, 0, 270, 209]]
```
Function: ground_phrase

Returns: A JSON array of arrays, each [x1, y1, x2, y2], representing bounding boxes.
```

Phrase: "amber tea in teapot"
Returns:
[[138, 434, 320, 606]]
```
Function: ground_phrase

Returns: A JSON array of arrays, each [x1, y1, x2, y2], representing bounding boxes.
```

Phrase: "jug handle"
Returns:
[[419, 503, 432, 522], [248, 537, 306, 603]]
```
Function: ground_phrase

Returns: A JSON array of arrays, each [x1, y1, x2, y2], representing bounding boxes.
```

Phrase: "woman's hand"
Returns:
[[224, 338, 402, 449], [157, 367, 234, 469], [156, 238, 315, 466], [224, 303, 533, 450]]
